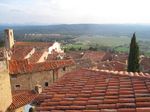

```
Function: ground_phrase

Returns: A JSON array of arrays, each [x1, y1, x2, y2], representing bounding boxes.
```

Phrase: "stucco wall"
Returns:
[[0, 70, 12, 112], [0, 60, 7, 71], [8, 106, 24, 112]]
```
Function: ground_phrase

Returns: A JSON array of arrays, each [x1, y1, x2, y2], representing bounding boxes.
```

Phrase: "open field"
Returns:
[[76, 36, 130, 47], [1, 24, 150, 56], [64, 36, 150, 56]]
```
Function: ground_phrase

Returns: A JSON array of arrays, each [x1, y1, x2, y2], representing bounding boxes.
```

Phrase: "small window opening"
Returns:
[[45, 82, 48, 87], [63, 67, 66, 71], [15, 85, 20, 88]]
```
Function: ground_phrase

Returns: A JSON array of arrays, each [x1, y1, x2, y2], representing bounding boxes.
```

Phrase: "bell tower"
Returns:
[[5, 29, 15, 49]]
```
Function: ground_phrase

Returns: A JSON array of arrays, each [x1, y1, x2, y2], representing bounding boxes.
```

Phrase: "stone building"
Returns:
[[3, 28, 76, 91], [9, 59, 75, 91]]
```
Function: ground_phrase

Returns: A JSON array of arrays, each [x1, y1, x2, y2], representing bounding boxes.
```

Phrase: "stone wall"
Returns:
[[58, 65, 76, 78], [10, 65, 76, 91], [10, 70, 54, 91], [0, 70, 12, 112]]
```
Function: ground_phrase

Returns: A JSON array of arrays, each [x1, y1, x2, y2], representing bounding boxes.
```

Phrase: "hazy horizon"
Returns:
[[1, 0, 150, 25], [2, 23, 150, 26]]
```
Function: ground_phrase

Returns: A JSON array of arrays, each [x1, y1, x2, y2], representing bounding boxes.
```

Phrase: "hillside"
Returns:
[[0, 24, 150, 41]]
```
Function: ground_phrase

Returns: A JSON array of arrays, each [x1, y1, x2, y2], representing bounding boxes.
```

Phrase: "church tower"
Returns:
[[5, 29, 15, 49]]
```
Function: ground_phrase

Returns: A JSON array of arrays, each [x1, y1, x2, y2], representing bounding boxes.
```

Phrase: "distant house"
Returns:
[[48, 41, 64, 54], [82, 51, 106, 63], [140, 57, 150, 73], [98, 61, 127, 71]]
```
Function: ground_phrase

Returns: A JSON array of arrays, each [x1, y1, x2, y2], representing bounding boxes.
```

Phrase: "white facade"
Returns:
[[48, 42, 64, 54]]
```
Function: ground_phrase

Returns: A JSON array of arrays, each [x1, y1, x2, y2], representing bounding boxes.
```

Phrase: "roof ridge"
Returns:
[[88, 68, 150, 79]]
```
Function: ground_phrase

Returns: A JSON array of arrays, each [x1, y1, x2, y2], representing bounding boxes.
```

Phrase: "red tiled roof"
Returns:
[[10, 41, 53, 60], [101, 52, 113, 61], [112, 53, 128, 63], [14, 42, 53, 47], [75, 59, 93, 69], [9, 59, 32, 74], [11, 47, 33, 60], [35, 69, 150, 112], [109, 61, 126, 71], [82, 51, 106, 62], [98, 61, 126, 71], [9, 59, 75, 75], [28, 50, 44, 63], [9, 90, 38, 110], [140, 57, 150, 73], [66, 51, 84, 59]]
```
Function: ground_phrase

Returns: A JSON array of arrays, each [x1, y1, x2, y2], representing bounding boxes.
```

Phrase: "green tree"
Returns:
[[127, 33, 140, 72], [69, 47, 76, 51], [0, 40, 4, 47], [88, 46, 97, 51], [78, 47, 82, 51]]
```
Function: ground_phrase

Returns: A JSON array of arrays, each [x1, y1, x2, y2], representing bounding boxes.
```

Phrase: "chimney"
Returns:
[[5, 29, 15, 49], [35, 84, 42, 94]]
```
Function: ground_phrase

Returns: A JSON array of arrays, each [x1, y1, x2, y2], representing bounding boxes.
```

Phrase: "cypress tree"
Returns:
[[127, 33, 140, 72]]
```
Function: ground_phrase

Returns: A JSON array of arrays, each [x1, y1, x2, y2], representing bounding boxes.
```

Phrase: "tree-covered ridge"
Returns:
[[1, 24, 150, 40]]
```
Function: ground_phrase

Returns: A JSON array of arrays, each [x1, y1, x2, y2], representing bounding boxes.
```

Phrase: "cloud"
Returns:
[[1, 0, 150, 24]]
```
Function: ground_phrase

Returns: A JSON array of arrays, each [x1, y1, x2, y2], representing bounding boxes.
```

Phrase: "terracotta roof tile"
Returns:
[[140, 57, 150, 73], [35, 69, 150, 111], [14, 41, 53, 47], [9, 90, 38, 110], [98, 61, 126, 71], [11, 47, 33, 60], [28, 50, 44, 63], [11, 42, 53, 60], [82, 51, 106, 62], [9, 59, 75, 75]]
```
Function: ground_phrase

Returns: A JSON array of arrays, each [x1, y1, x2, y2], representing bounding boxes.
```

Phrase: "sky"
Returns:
[[0, 0, 150, 25]]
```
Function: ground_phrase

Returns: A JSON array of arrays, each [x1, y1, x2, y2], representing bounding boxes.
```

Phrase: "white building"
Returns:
[[48, 42, 64, 54]]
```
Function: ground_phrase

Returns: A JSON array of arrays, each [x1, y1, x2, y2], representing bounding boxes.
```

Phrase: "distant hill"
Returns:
[[0, 24, 150, 40]]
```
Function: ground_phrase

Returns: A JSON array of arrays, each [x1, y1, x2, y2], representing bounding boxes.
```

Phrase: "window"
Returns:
[[15, 85, 20, 89], [63, 67, 66, 71], [45, 82, 48, 87]]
